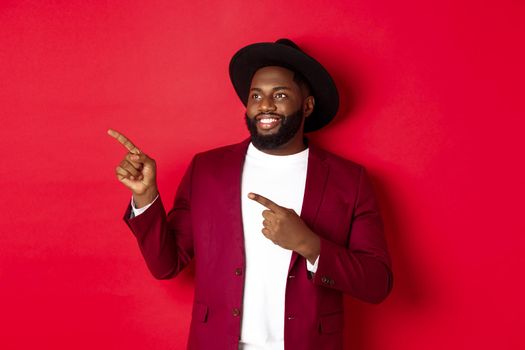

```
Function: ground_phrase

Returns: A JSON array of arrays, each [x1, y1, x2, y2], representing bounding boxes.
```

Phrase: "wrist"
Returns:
[[133, 186, 158, 208], [298, 231, 320, 264]]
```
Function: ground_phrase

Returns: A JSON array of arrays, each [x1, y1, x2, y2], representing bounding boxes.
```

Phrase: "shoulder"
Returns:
[[310, 143, 365, 177], [191, 138, 249, 164]]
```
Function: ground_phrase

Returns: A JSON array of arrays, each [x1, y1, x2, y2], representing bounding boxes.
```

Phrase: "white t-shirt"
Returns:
[[239, 143, 314, 350]]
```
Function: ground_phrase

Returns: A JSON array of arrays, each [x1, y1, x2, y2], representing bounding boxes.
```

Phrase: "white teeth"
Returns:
[[260, 118, 277, 124]]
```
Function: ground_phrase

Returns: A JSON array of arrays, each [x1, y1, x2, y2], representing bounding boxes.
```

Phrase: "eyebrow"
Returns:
[[249, 86, 292, 92]]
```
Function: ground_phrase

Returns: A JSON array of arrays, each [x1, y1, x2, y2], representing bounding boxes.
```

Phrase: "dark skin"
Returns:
[[246, 66, 314, 155], [108, 65, 320, 264]]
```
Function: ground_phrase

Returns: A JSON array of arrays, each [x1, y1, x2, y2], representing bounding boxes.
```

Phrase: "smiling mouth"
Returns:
[[256, 114, 282, 130]]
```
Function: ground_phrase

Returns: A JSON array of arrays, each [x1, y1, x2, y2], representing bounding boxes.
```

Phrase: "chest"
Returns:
[[240, 159, 308, 215]]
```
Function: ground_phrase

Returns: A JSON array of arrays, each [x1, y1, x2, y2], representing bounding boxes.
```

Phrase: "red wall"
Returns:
[[2, 1, 524, 349]]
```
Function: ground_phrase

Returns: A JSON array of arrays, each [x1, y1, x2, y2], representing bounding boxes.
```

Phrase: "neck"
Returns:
[[254, 134, 307, 156]]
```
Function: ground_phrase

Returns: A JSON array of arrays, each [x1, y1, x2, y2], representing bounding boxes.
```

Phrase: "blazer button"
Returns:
[[321, 276, 328, 284], [232, 308, 241, 317], [235, 268, 243, 276], [329, 279, 335, 286]]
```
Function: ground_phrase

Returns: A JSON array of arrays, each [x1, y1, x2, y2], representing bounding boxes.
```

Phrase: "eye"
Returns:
[[274, 92, 287, 99], [251, 93, 261, 100]]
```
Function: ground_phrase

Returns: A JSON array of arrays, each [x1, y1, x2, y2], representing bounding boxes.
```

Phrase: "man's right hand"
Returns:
[[107, 128, 158, 208]]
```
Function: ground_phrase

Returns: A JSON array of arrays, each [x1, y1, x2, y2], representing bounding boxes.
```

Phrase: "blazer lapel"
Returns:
[[222, 138, 251, 256], [288, 143, 329, 273]]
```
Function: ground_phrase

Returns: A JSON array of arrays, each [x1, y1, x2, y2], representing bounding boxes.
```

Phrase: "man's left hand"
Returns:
[[248, 192, 320, 264]]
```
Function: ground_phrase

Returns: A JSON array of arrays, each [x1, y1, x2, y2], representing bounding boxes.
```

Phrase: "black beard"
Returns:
[[244, 109, 304, 150]]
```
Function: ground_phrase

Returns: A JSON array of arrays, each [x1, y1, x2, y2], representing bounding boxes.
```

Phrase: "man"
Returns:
[[109, 39, 393, 350]]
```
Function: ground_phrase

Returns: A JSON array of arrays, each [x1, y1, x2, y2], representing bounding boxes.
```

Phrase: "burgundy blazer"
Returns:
[[123, 138, 393, 350]]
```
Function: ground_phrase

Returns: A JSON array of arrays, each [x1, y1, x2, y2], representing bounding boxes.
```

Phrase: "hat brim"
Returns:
[[229, 42, 339, 133]]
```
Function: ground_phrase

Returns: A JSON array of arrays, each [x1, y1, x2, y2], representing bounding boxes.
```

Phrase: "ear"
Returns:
[[303, 96, 315, 118]]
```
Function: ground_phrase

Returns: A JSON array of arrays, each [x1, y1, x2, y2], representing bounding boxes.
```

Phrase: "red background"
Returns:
[[1, 1, 524, 349]]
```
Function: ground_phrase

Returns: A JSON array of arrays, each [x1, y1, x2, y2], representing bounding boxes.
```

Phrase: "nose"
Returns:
[[258, 95, 277, 113]]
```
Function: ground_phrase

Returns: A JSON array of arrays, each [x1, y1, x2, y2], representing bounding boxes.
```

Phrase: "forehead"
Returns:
[[250, 66, 296, 87]]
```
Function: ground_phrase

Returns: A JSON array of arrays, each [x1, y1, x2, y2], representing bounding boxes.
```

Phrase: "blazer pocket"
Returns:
[[192, 302, 209, 323], [318, 311, 344, 334]]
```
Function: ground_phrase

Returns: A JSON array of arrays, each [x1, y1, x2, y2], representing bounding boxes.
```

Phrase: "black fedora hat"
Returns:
[[229, 38, 339, 133]]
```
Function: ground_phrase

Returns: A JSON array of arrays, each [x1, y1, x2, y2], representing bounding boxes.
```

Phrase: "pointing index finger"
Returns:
[[107, 129, 141, 154], [248, 192, 282, 212]]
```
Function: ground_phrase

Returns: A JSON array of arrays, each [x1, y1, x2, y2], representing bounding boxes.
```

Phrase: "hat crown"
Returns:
[[275, 38, 301, 51]]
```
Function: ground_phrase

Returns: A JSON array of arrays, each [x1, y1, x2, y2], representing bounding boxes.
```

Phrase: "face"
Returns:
[[245, 66, 314, 151]]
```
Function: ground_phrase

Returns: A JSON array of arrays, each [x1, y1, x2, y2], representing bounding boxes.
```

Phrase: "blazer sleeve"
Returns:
[[123, 157, 195, 280], [311, 166, 393, 304]]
